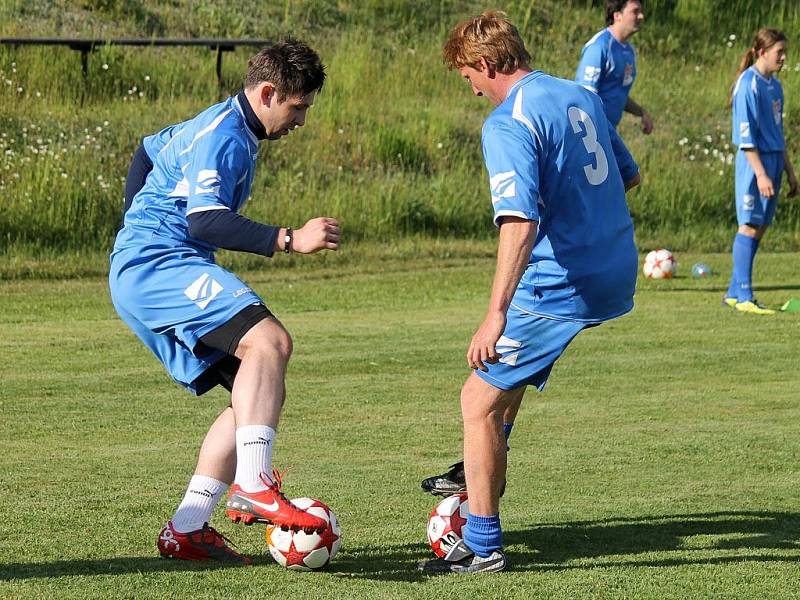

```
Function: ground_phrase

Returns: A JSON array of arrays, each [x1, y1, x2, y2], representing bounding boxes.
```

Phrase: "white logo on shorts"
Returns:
[[743, 194, 755, 211], [496, 335, 523, 366], [184, 273, 223, 309]]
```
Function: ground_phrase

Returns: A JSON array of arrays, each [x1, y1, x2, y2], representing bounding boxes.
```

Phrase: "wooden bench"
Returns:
[[0, 38, 272, 88]]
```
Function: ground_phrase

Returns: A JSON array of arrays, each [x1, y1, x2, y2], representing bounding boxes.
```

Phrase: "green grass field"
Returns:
[[2, 252, 799, 599]]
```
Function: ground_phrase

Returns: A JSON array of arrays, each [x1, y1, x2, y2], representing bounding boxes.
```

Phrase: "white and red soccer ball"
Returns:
[[266, 497, 341, 571], [643, 249, 676, 279], [427, 493, 469, 558]]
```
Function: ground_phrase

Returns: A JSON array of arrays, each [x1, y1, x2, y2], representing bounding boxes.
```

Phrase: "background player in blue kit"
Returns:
[[419, 11, 640, 574], [576, 0, 653, 135], [724, 28, 798, 315], [110, 39, 341, 564]]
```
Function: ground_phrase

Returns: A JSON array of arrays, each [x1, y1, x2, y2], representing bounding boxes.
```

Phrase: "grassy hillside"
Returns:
[[1, 0, 800, 275]]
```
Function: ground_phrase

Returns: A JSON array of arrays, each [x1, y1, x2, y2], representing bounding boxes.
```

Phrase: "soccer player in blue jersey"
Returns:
[[110, 39, 341, 564], [418, 12, 640, 574], [575, 0, 652, 135], [724, 28, 798, 315]]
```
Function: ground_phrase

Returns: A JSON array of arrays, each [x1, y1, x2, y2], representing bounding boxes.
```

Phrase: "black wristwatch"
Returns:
[[284, 228, 293, 253]]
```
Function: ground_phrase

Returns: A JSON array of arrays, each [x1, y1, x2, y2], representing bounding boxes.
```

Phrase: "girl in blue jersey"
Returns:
[[725, 28, 798, 314]]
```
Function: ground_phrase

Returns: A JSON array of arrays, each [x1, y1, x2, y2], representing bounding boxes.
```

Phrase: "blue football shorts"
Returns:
[[735, 150, 784, 227], [109, 241, 267, 394], [475, 304, 594, 392]]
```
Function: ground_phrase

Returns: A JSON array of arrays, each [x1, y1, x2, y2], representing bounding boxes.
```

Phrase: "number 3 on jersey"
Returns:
[[568, 106, 609, 186]]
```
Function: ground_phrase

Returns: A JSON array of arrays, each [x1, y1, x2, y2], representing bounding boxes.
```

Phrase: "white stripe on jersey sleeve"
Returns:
[[179, 109, 234, 157], [511, 89, 543, 147], [732, 69, 748, 98], [159, 126, 187, 156], [606, 36, 615, 73], [186, 205, 230, 216], [582, 29, 605, 50]]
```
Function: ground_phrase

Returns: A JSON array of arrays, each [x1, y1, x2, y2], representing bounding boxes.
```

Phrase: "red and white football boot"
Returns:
[[157, 521, 251, 564], [226, 468, 327, 533]]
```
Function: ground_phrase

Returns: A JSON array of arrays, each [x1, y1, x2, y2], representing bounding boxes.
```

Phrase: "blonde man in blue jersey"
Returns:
[[419, 11, 640, 574], [576, 0, 653, 135], [724, 28, 798, 315], [110, 39, 340, 564]]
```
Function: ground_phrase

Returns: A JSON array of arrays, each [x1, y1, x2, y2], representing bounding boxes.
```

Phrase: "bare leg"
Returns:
[[461, 373, 525, 516], [194, 406, 236, 484], [502, 394, 523, 425], [231, 317, 292, 428]]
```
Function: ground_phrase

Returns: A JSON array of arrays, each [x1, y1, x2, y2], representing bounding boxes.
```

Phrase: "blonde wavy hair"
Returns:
[[443, 10, 530, 74]]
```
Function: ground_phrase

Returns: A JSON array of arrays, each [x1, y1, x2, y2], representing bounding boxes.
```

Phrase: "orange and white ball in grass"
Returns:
[[643, 249, 676, 279]]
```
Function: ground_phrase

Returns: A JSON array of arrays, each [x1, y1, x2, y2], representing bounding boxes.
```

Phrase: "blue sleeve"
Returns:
[[142, 124, 179, 162], [732, 76, 758, 149], [576, 39, 605, 93], [482, 119, 541, 227], [607, 121, 639, 183], [187, 210, 279, 257], [184, 135, 249, 216]]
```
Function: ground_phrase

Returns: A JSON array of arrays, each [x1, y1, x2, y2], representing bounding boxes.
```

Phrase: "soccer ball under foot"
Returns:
[[266, 498, 341, 571], [427, 493, 469, 558]]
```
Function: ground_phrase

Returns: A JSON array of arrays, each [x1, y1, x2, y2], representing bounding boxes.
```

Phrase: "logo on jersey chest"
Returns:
[[184, 273, 223, 309], [623, 63, 634, 86], [773, 99, 782, 125]]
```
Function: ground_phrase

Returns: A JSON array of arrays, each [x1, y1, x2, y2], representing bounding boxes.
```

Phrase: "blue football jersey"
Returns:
[[482, 71, 638, 322], [142, 123, 180, 162], [732, 66, 785, 152], [575, 29, 637, 127], [115, 95, 260, 256]]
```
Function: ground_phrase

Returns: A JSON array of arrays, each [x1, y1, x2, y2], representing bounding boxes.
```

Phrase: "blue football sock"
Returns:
[[732, 233, 758, 302], [503, 422, 513, 452], [725, 239, 738, 299], [749, 237, 761, 289], [463, 513, 503, 558]]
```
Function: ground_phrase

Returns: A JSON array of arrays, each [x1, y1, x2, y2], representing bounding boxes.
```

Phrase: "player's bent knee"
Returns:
[[236, 319, 293, 363], [460, 388, 498, 422]]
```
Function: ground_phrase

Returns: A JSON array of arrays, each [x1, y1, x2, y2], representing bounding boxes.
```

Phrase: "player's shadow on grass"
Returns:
[[0, 555, 275, 581], [3, 511, 798, 581], [505, 510, 800, 572], [334, 510, 800, 580]]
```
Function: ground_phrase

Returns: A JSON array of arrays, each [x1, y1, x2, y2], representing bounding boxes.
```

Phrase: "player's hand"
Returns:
[[787, 173, 799, 198], [640, 111, 653, 135], [467, 310, 506, 372], [756, 173, 775, 199], [293, 217, 340, 253]]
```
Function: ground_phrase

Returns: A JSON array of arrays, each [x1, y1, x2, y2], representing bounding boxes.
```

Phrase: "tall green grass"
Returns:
[[2, 0, 800, 269]]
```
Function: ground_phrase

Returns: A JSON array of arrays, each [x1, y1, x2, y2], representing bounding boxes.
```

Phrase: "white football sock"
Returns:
[[171, 475, 227, 533], [234, 424, 276, 492]]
